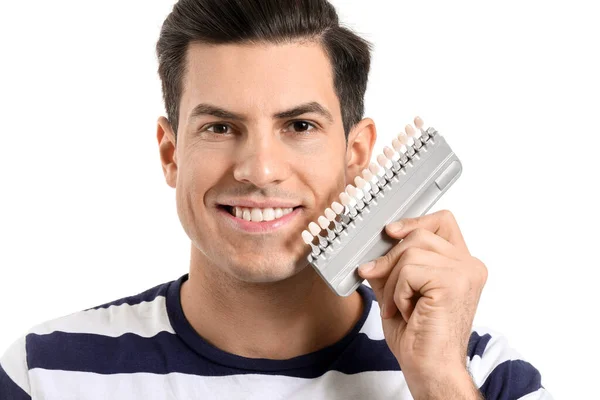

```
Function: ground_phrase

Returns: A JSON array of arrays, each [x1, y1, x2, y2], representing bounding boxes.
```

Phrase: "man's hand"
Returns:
[[357, 210, 487, 400]]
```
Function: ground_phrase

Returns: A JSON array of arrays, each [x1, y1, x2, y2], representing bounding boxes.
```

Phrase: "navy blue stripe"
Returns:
[[86, 280, 171, 311], [467, 331, 492, 359], [479, 359, 542, 399], [26, 329, 400, 378], [333, 333, 400, 374], [0, 363, 31, 400]]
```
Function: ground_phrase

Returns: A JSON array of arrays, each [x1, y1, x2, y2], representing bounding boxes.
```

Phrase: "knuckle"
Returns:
[[439, 209, 455, 222], [401, 247, 420, 264]]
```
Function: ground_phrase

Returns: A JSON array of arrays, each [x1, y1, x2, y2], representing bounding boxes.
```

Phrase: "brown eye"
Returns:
[[288, 120, 316, 133], [207, 124, 230, 134]]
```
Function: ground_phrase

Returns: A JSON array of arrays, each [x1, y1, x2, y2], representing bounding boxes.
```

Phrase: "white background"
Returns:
[[1, 0, 598, 398]]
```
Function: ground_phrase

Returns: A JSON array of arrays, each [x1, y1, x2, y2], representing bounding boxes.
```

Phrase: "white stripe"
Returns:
[[358, 300, 385, 340], [29, 296, 174, 338], [517, 388, 554, 399], [467, 325, 525, 388], [29, 369, 413, 400], [0, 335, 31, 396]]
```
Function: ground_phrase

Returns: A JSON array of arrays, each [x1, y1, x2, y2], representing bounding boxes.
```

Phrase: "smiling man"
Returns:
[[0, 1, 553, 399]]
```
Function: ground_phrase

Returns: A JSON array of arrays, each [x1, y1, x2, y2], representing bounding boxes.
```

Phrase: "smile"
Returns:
[[225, 206, 295, 222], [218, 205, 303, 233]]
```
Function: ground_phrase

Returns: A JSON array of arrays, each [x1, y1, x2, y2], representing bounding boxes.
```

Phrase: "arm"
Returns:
[[0, 336, 32, 400]]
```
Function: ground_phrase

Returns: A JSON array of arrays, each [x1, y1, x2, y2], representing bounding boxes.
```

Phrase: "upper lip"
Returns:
[[219, 199, 301, 209]]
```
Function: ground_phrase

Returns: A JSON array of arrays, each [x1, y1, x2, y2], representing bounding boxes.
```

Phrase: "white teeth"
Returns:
[[242, 209, 251, 221], [231, 206, 295, 222], [251, 208, 263, 222], [308, 222, 321, 236], [263, 208, 275, 221]]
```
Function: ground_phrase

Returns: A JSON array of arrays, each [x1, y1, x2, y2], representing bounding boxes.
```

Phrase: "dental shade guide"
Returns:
[[301, 117, 462, 296]]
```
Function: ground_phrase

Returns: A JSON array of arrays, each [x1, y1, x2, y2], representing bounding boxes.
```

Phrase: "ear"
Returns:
[[157, 116, 178, 189], [345, 117, 377, 184]]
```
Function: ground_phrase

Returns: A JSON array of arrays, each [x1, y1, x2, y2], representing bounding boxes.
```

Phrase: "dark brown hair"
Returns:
[[156, 0, 372, 140]]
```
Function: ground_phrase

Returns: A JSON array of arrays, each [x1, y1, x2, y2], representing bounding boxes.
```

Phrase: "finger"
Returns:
[[358, 229, 458, 304], [386, 209, 470, 255], [381, 248, 452, 319], [394, 264, 455, 322], [388, 227, 462, 261]]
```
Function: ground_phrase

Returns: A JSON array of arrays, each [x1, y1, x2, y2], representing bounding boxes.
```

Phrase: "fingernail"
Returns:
[[388, 221, 403, 233], [358, 261, 375, 274], [380, 304, 386, 318]]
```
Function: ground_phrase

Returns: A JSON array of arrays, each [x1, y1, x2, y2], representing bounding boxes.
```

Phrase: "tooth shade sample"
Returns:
[[302, 230, 314, 245], [397, 132, 409, 145], [405, 124, 416, 137], [318, 216, 330, 229], [377, 154, 392, 169], [354, 176, 372, 192], [274, 208, 283, 218], [346, 185, 364, 199], [414, 116, 424, 130], [331, 201, 344, 214], [339, 192, 357, 207], [392, 138, 407, 154], [235, 207, 242, 218], [369, 162, 384, 177], [324, 208, 337, 221], [384, 146, 399, 161], [308, 222, 321, 236]]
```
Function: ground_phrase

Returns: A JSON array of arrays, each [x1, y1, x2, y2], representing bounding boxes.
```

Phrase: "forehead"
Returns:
[[180, 41, 339, 120]]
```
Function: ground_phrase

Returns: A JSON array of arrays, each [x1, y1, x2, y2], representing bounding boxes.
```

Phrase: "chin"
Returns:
[[225, 256, 310, 284]]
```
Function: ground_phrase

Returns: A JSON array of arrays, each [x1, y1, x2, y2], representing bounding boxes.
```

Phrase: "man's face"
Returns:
[[159, 41, 372, 283]]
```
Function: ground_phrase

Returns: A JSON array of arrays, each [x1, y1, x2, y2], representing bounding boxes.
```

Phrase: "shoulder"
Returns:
[[467, 325, 552, 399], [29, 279, 175, 339], [0, 278, 179, 398]]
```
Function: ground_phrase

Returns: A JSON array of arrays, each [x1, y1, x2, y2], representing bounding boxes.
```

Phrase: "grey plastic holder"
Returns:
[[307, 127, 462, 296]]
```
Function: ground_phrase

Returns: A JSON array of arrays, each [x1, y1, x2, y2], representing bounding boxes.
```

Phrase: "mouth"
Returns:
[[217, 205, 304, 233], [219, 205, 300, 222]]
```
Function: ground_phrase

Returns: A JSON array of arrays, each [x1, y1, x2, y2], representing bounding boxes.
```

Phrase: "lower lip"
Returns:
[[217, 207, 303, 233]]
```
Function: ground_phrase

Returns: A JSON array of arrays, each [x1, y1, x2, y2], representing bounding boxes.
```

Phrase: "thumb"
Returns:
[[357, 255, 392, 305]]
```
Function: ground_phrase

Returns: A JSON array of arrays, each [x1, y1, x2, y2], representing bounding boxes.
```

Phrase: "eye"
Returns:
[[286, 120, 317, 134], [205, 124, 231, 134]]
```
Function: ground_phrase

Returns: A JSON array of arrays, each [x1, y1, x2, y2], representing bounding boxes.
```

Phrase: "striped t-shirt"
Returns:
[[1, 274, 552, 399]]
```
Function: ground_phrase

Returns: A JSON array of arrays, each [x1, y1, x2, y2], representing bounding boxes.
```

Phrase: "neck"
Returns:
[[180, 245, 364, 360]]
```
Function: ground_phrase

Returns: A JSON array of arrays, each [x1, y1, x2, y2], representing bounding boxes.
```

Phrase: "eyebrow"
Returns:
[[188, 101, 334, 124]]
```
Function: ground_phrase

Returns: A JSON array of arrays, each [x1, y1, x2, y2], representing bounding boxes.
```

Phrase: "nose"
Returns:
[[233, 132, 292, 188]]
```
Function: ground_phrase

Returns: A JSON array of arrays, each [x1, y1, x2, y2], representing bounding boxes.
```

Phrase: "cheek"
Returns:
[[179, 149, 230, 203], [296, 146, 347, 203]]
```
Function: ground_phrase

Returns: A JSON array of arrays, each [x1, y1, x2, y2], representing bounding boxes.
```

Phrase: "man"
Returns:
[[0, 0, 552, 399]]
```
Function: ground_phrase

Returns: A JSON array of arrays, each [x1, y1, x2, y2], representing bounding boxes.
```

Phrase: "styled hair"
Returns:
[[156, 0, 372, 140]]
